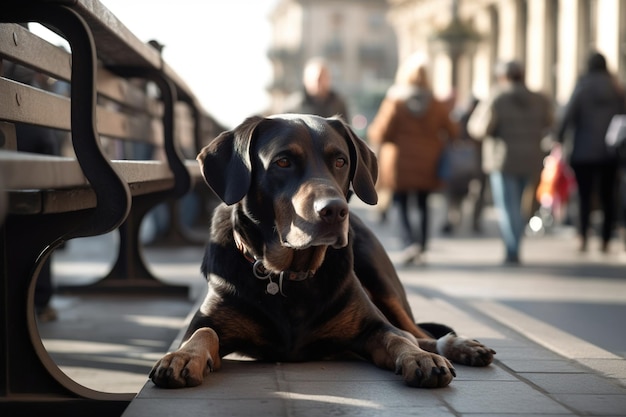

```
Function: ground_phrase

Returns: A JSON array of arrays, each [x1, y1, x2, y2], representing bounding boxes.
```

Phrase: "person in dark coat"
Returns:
[[556, 52, 625, 253]]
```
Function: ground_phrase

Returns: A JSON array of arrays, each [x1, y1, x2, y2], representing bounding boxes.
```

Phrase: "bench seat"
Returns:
[[1, 150, 201, 214]]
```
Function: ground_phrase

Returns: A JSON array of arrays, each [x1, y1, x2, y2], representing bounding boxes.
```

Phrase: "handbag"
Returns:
[[438, 140, 479, 180]]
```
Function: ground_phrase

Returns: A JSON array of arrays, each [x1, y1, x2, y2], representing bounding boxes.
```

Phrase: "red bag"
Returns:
[[536, 145, 576, 208]]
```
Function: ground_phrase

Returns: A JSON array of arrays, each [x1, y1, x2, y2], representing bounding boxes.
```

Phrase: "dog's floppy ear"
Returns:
[[328, 117, 378, 205], [197, 116, 263, 205]]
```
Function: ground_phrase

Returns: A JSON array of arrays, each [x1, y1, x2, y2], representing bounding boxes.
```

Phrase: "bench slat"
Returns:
[[0, 23, 71, 82], [0, 78, 164, 143], [0, 78, 70, 130]]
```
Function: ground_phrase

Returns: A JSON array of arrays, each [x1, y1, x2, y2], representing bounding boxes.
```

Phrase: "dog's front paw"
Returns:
[[436, 333, 496, 367], [149, 350, 213, 388], [150, 327, 221, 388], [395, 350, 456, 388]]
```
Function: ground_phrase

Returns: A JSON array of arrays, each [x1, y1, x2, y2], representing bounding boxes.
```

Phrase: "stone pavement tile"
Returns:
[[520, 373, 626, 395], [282, 380, 444, 408], [122, 398, 286, 417], [287, 403, 454, 417], [460, 415, 574, 417], [551, 393, 626, 416], [441, 380, 572, 415], [452, 364, 516, 381], [138, 369, 280, 400], [277, 360, 397, 382], [504, 359, 591, 374], [492, 344, 567, 362], [577, 358, 626, 386]]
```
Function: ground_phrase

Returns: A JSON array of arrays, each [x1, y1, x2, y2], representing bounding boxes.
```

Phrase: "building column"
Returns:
[[595, 0, 621, 72], [525, 0, 548, 93], [497, 0, 519, 61], [470, 6, 496, 100], [556, 0, 582, 104]]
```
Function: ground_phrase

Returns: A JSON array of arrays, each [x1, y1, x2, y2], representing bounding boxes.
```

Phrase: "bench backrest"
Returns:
[[0, 3, 221, 237], [0, 22, 191, 181]]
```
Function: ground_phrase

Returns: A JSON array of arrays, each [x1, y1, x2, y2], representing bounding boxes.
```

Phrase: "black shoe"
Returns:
[[503, 254, 520, 266]]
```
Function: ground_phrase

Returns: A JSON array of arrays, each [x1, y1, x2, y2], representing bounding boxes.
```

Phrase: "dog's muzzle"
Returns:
[[280, 198, 350, 249]]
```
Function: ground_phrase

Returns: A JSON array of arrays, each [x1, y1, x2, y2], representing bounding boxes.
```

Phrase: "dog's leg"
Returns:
[[416, 333, 495, 367], [150, 327, 221, 388], [365, 326, 456, 388]]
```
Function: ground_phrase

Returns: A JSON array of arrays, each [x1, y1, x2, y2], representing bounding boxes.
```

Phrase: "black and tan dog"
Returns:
[[150, 114, 495, 389]]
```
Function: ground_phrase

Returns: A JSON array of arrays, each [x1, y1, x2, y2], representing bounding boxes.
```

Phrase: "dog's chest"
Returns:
[[261, 310, 346, 361], [239, 283, 351, 360]]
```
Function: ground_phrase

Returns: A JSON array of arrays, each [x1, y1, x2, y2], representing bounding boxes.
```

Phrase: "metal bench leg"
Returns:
[[59, 195, 189, 296], [1, 4, 132, 415], [0, 215, 133, 416]]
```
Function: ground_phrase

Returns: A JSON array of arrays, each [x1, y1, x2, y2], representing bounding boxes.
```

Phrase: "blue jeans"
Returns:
[[489, 172, 528, 260]]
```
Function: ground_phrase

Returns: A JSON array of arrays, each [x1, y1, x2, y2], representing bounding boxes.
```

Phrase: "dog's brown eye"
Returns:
[[335, 158, 347, 168], [275, 157, 291, 168]]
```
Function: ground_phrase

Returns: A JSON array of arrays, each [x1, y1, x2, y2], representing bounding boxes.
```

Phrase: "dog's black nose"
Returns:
[[315, 198, 349, 224]]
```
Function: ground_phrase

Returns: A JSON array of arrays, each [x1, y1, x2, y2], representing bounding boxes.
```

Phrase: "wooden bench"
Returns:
[[0, 1, 219, 415]]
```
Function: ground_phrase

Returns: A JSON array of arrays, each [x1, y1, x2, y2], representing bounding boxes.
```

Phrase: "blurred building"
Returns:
[[387, 0, 626, 109], [266, 0, 398, 133]]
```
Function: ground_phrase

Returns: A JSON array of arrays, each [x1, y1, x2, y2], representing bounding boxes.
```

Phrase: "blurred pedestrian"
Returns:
[[556, 51, 625, 253], [368, 53, 459, 264], [283, 56, 349, 121], [441, 96, 481, 235], [468, 60, 553, 265]]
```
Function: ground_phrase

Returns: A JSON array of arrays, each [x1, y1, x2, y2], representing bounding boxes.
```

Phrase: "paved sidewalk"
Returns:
[[41, 196, 626, 416]]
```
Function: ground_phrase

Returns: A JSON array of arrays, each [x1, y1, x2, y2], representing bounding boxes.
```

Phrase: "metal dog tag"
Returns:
[[266, 281, 279, 295]]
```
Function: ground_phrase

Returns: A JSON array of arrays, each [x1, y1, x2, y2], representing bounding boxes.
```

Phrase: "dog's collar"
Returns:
[[234, 232, 314, 296]]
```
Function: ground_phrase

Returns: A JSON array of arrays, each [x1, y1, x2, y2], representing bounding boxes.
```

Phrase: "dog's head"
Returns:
[[197, 114, 377, 259]]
